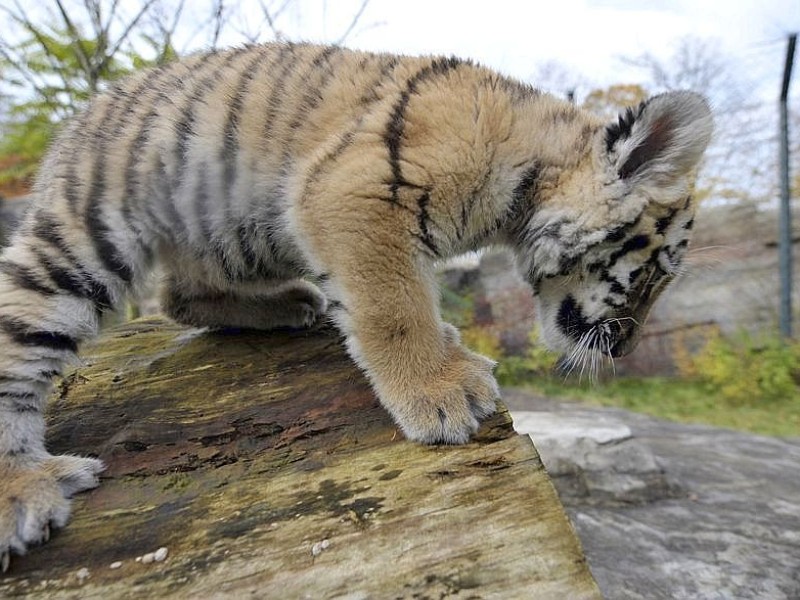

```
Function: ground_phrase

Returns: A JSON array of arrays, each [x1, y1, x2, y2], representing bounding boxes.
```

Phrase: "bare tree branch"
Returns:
[[1, 4, 79, 108], [0, 45, 62, 109], [98, 0, 158, 75], [259, 0, 285, 41], [53, 0, 94, 83], [157, 0, 185, 63], [211, 0, 225, 49], [336, 0, 370, 45]]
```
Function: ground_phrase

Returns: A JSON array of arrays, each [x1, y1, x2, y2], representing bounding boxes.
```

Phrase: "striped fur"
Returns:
[[0, 42, 712, 567]]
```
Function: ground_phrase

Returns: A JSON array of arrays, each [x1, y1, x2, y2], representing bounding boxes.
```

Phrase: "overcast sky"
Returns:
[[249, 0, 799, 103]]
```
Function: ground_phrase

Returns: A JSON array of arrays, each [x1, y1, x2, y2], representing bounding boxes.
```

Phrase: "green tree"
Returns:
[[0, 0, 178, 188]]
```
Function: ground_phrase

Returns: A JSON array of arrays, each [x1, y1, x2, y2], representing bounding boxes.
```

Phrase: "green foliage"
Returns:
[[526, 375, 800, 438], [508, 330, 800, 438], [683, 331, 800, 406], [130, 34, 179, 69], [440, 272, 559, 380], [460, 326, 503, 361], [0, 113, 54, 182], [439, 286, 475, 329], [495, 328, 559, 386], [0, 21, 177, 185]]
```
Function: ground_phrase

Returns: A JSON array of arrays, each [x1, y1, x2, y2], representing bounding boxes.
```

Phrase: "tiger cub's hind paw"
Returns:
[[0, 455, 104, 573]]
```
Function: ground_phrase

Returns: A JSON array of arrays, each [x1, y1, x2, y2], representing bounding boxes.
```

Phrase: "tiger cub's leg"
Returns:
[[160, 274, 327, 330], [307, 230, 499, 445], [0, 209, 138, 570]]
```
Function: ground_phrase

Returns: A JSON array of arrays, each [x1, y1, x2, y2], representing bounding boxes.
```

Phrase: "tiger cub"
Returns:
[[0, 42, 712, 568]]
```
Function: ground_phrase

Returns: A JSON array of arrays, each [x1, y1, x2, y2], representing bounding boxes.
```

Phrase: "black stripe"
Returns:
[[513, 166, 540, 203], [85, 202, 134, 283], [0, 390, 40, 414], [357, 55, 399, 105], [114, 66, 175, 247], [599, 269, 627, 296], [261, 43, 301, 142], [63, 162, 82, 217], [287, 46, 340, 132], [0, 316, 78, 353], [416, 191, 439, 256], [496, 76, 538, 104], [120, 59, 192, 238], [60, 110, 94, 216], [32, 212, 76, 258], [111, 69, 164, 137], [123, 53, 216, 240], [280, 47, 343, 182], [236, 222, 258, 273], [169, 49, 251, 251], [35, 249, 109, 308], [655, 208, 678, 235], [608, 234, 650, 267], [195, 164, 214, 244], [216, 48, 278, 280], [38, 369, 61, 379], [605, 225, 628, 243], [0, 391, 38, 401], [302, 56, 398, 201], [154, 155, 190, 242], [29, 219, 114, 311], [223, 49, 267, 190], [605, 100, 648, 153], [0, 260, 56, 296], [79, 89, 120, 213], [604, 213, 643, 244], [81, 69, 164, 286], [302, 132, 355, 202], [78, 270, 113, 312], [0, 393, 40, 414], [174, 50, 240, 177], [502, 165, 541, 240], [0, 371, 53, 385], [32, 249, 84, 296], [212, 240, 238, 281], [169, 52, 247, 240], [556, 294, 592, 339], [384, 57, 463, 211]]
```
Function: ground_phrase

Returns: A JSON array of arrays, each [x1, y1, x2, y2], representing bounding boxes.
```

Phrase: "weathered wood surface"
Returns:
[[1, 317, 600, 599]]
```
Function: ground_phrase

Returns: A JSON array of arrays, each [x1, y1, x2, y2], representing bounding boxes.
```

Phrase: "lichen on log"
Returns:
[[0, 317, 600, 599]]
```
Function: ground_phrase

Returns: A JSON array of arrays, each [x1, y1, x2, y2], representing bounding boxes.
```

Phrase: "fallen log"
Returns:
[[0, 317, 600, 599]]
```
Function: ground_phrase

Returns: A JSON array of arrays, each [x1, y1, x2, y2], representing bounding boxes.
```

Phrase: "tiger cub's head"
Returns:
[[517, 91, 713, 370]]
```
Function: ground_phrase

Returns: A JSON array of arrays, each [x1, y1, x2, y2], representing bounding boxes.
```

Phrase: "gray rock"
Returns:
[[512, 411, 679, 505], [504, 388, 800, 600]]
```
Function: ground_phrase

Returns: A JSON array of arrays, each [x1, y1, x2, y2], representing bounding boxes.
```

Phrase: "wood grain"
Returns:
[[0, 317, 600, 599]]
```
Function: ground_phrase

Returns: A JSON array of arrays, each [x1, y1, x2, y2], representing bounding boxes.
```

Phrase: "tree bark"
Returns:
[[0, 317, 600, 599]]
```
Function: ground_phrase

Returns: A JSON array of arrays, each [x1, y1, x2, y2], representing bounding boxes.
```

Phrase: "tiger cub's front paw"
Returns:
[[389, 340, 500, 445]]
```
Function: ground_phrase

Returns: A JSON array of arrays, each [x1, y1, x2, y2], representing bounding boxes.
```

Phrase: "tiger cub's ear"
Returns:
[[604, 91, 713, 196]]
